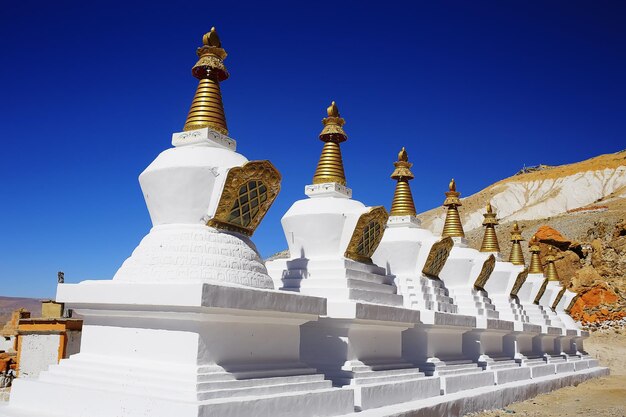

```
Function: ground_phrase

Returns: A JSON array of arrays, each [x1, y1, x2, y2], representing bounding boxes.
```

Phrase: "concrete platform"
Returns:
[[442, 371, 495, 394], [353, 367, 609, 416], [354, 376, 441, 411], [529, 363, 556, 378]]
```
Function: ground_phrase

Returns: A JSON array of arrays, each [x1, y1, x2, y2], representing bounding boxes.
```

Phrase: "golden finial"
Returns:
[[312, 101, 348, 185], [327, 101, 340, 117], [544, 246, 560, 281], [508, 222, 525, 265], [528, 235, 543, 274], [398, 147, 408, 162], [441, 178, 465, 238], [183, 27, 229, 135], [202, 27, 221, 47], [480, 202, 500, 253], [389, 147, 417, 216]]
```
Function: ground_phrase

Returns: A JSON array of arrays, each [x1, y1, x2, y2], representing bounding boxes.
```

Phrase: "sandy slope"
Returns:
[[466, 330, 626, 417], [0, 296, 42, 325], [418, 150, 626, 234]]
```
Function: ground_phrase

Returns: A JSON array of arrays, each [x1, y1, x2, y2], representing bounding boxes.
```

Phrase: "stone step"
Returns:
[[281, 277, 397, 294], [419, 286, 450, 296], [437, 304, 458, 313], [198, 380, 332, 400], [280, 267, 392, 285], [495, 366, 532, 384], [52, 359, 323, 388], [489, 362, 519, 370], [198, 374, 326, 391], [457, 308, 499, 319], [524, 357, 547, 365], [350, 371, 426, 386], [300, 288, 403, 306], [42, 366, 333, 402], [442, 370, 495, 394], [348, 363, 421, 374], [436, 367, 483, 376], [56, 357, 233, 383], [422, 293, 455, 304]]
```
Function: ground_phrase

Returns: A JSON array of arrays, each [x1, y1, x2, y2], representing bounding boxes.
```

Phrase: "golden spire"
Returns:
[[544, 246, 560, 281], [441, 178, 465, 238], [480, 202, 500, 252], [508, 222, 525, 265], [183, 27, 229, 135], [528, 235, 544, 274], [312, 101, 348, 185], [389, 147, 417, 216]]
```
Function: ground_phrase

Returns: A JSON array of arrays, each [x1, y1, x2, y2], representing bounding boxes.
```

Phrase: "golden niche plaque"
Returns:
[[473, 254, 496, 290], [344, 206, 389, 263], [510, 269, 529, 298], [208, 160, 281, 236], [422, 237, 454, 279]]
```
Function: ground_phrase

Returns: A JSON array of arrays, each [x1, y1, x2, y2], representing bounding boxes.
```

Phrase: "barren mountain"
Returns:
[[418, 150, 626, 323], [0, 296, 42, 326], [419, 150, 626, 234]]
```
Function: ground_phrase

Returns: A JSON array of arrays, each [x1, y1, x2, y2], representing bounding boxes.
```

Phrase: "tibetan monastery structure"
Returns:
[[0, 27, 607, 417]]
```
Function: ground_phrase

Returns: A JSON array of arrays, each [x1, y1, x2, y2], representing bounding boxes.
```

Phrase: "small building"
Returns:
[[15, 301, 82, 379], [1, 309, 30, 353]]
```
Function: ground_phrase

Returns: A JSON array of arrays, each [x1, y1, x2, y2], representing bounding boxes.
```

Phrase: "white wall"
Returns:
[[19, 334, 60, 379]]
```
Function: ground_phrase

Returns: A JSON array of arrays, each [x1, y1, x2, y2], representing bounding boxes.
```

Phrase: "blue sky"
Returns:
[[1, 1, 625, 298]]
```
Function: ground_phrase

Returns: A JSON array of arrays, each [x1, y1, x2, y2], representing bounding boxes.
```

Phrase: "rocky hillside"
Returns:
[[0, 296, 41, 326], [419, 150, 626, 234], [418, 150, 626, 324]]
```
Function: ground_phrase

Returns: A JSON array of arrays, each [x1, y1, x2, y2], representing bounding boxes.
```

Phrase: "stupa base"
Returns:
[[300, 301, 432, 410], [3, 377, 353, 417], [0, 281, 355, 417], [351, 366, 610, 417]]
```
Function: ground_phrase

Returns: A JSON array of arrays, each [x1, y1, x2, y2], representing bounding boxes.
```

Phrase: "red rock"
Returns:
[[568, 283, 624, 324], [534, 226, 572, 250]]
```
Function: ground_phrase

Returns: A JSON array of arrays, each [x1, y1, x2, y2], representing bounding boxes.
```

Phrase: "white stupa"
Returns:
[[0, 25, 607, 417], [266, 105, 440, 411], [372, 150, 499, 393], [0, 28, 354, 417]]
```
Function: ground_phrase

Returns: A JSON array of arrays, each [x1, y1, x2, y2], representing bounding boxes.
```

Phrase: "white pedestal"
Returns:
[[483, 260, 529, 324], [268, 258, 402, 306], [439, 246, 499, 321], [373, 223, 457, 313], [299, 302, 441, 410], [1, 282, 354, 417]]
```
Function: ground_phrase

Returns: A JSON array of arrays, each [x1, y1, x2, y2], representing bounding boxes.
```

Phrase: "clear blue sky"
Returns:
[[1, 1, 625, 298]]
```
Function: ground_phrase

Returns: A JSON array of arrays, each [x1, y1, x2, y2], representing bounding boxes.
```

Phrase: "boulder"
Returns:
[[571, 266, 603, 292], [569, 282, 626, 323], [535, 225, 572, 250]]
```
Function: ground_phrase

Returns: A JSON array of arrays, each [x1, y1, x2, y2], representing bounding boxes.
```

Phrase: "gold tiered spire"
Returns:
[[480, 203, 500, 252], [508, 222, 525, 265], [441, 179, 465, 238], [389, 147, 417, 216], [544, 246, 560, 281], [312, 101, 348, 185], [183, 27, 229, 135], [528, 236, 544, 274]]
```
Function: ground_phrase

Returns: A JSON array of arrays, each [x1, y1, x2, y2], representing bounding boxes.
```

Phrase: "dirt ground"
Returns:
[[466, 329, 626, 417]]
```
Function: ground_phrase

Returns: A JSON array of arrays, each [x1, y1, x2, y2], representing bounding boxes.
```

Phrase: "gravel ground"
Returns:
[[465, 329, 626, 417]]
